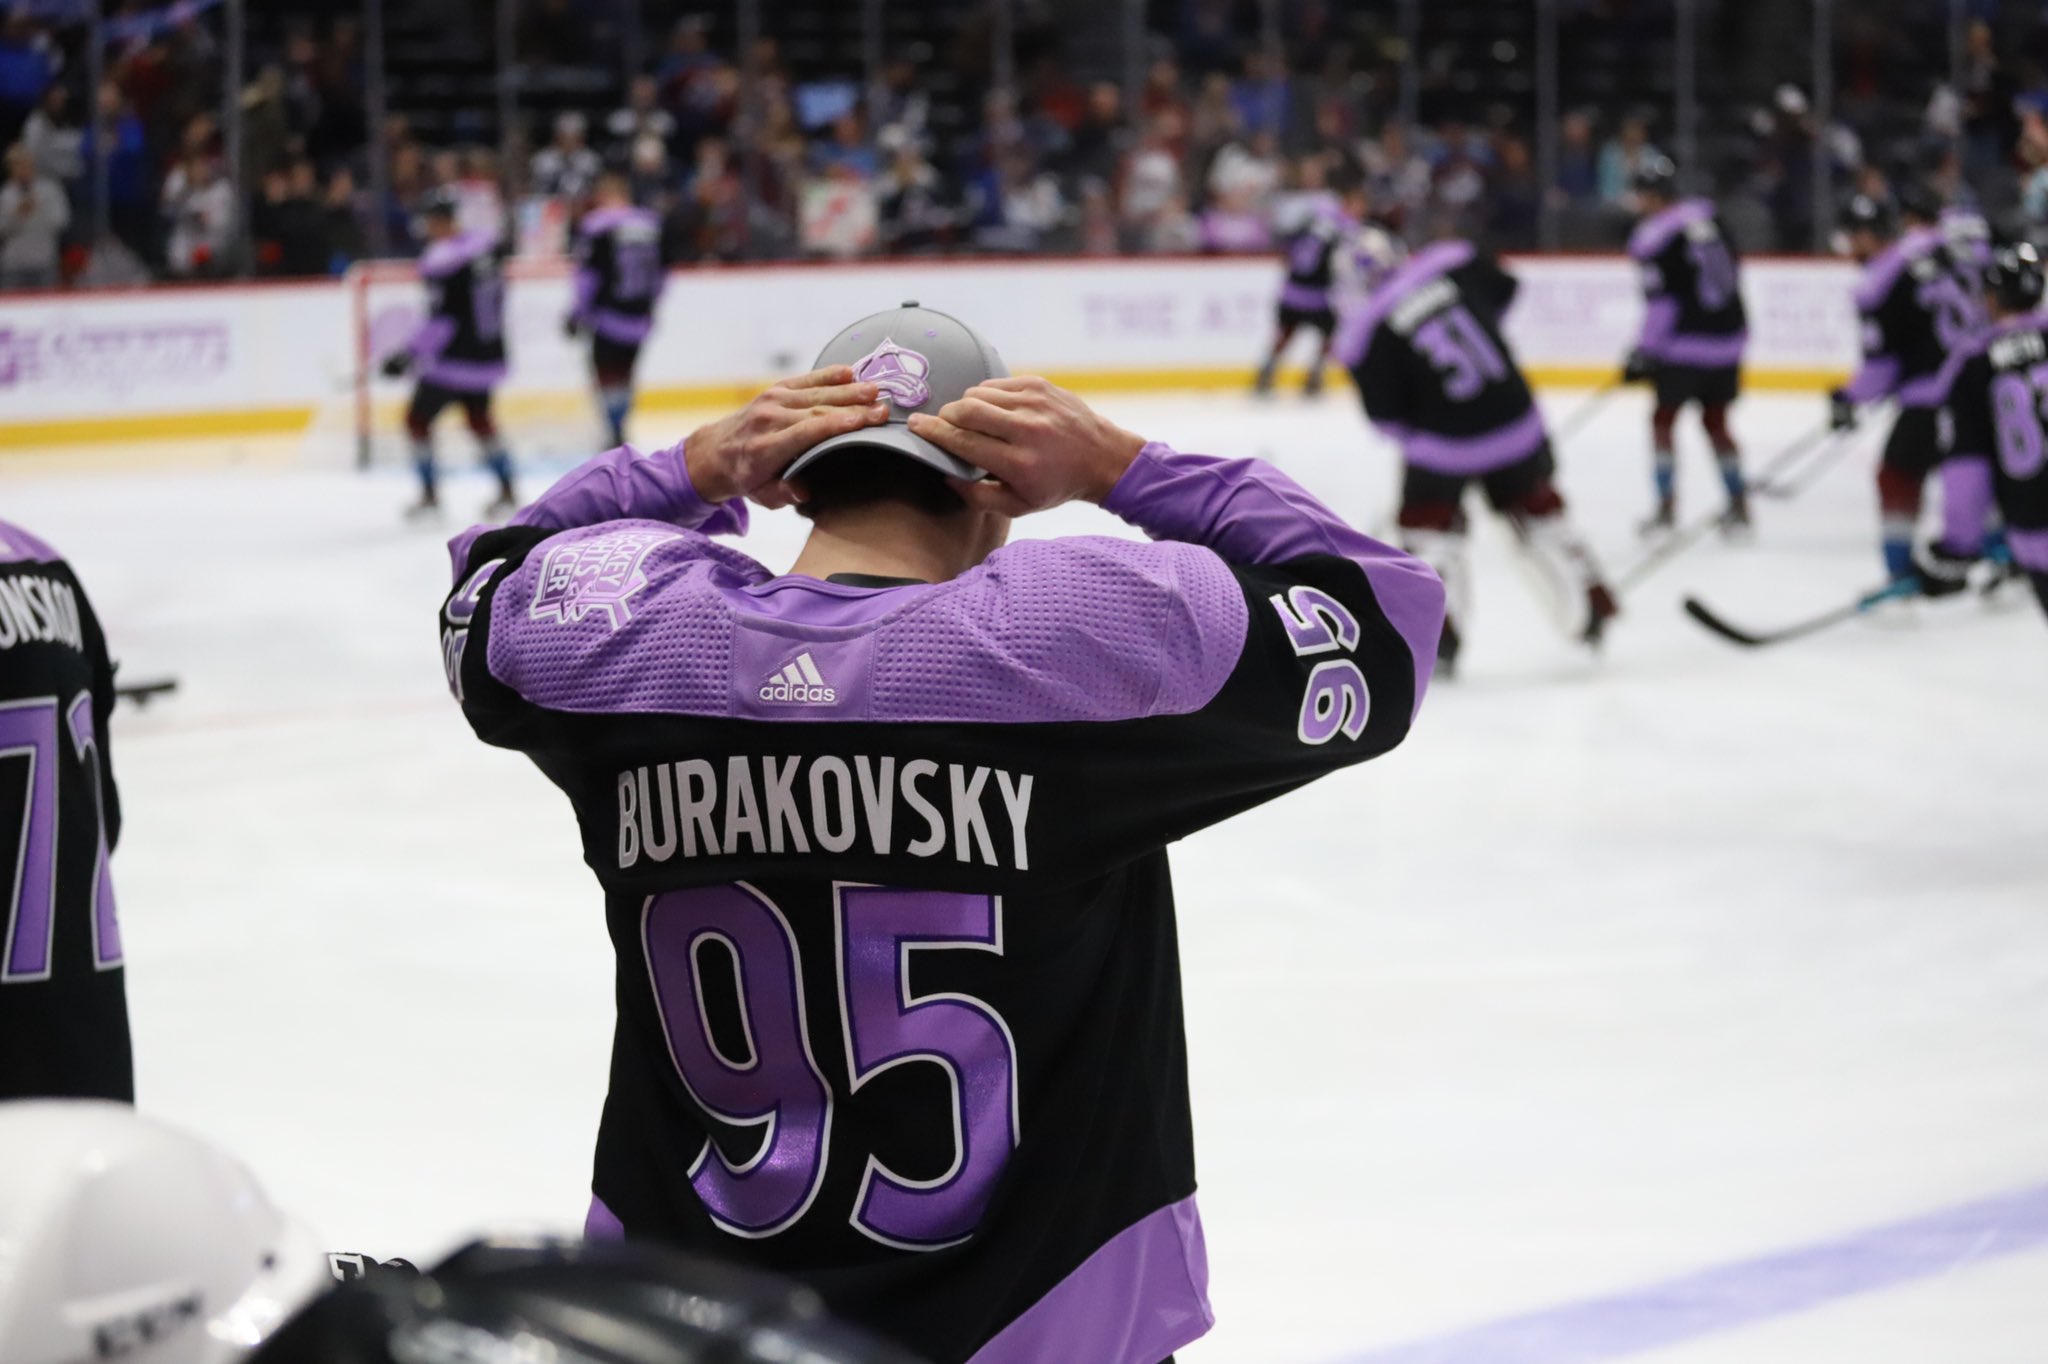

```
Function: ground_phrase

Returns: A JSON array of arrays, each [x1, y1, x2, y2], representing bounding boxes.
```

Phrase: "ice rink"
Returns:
[[6, 386, 2046, 1363]]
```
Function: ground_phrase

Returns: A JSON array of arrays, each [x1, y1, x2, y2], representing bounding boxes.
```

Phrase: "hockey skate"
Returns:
[[402, 492, 443, 523], [1636, 498, 1676, 538], [1303, 366, 1325, 398], [1252, 361, 1277, 398], [482, 490, 520, 524], [1582, 583, 1620, 649], [1718, 495, 1754, 540]]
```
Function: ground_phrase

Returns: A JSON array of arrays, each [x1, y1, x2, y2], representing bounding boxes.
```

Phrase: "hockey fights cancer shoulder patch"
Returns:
[[528, 527, 678, 631], [851, 338, 932, 410]]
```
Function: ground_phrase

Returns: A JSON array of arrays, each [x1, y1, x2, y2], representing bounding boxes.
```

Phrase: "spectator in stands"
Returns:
[[1141, 55, 1189, 125], [1, 140, 66, 288], [323, 165, 364, 264], [674, 135, 745, 260], [532, 112, 601, 204], [160, 150, 234, 277], [1428, 120, 1492, 238], [1960, 19, 2016, 181], [1598, 112, 1662, 207], [625, 132, 673, 211], [240, 65, 291, 184], [1486, 133, 1540, 250], [1120, 109, 1188, 252], [1553, 110, 1599, 207], [1362, 121, 1431, 232], [0, 12, 56, 146], [811, 110, 878, 182], [1231, 49, 1288, 142], [22, 83, 79, 199], [607, 75, 677, 155], [877, 129, 951, 253], [1061, 81, 1127, 193], [872, 57, 931, 151], [85, 80, 149, 258], [252, 158, 330, 277]]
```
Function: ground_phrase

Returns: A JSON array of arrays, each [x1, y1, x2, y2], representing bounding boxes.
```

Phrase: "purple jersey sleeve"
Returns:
[[1940, 456, 1995, 555], [1104, 443, 1445, 718]]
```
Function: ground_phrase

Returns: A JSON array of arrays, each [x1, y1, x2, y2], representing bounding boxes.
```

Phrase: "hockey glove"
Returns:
[[1913, 541, 1975, 598], [380, 352, 412, 379], [1621, 349, 1654, 385], [1827, 389, 1857, 432], [563, 313, 584, 339]]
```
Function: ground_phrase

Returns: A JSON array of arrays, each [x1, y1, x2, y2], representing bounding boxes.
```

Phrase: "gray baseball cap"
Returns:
[[784, 300, 1007, 483]]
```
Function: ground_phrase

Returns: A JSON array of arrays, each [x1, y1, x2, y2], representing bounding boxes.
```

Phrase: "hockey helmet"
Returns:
[[0, 1100, 329, 1364], [1986, 242, 2045, 314], [1631, 152, 1678, 197], [1838, 192, 1895, 237]]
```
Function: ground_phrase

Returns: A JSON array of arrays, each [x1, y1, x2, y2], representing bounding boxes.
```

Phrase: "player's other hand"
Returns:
[[562, 314, 584, 339], [908, 376, 1147, 516], [1827, 389, 1857, 432], [1912, 540, 1974, 597], [686, 365, 887, 508], [379, 352, 411, 379], [1620, 349, 1653, 384]]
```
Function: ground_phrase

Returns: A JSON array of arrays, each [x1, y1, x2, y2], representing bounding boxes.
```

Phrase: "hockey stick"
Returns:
[[1613, 424, 1843, 594], [1680, 578, 1919, 648], [1548, 381, 1625, 444], [114, 677, 179, 708]]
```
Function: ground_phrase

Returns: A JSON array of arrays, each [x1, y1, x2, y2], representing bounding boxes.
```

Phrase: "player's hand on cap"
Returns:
[[907, 376, 1147, 516], [685, 365, 889, 509]]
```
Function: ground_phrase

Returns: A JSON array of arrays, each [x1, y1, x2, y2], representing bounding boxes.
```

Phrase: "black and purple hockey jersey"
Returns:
[[1940, 311, 2048, 575], [440, 440, 1445, 1364], [1277, 202, 1355, 315], [406, 229, 508, 393], [1841, 225, 1984, 410], [1334, 239, 1543, 476], [1628, 198, 1747, 370], [570, 206, 667, 346], [0, 519, 128, 1104]]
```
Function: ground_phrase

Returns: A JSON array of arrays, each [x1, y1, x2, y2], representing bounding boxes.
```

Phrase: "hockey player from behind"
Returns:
[[1831, 190, 1986, 583], [566, 171, 667, 448], [1925, 242, 2048, 619], [1254, 181, 1367, 398], [1335, 230, 1616, 675], [0, 520, 130, 1103], [439, 302, 1445, 1364], [1620, 155, 1750, 532], [381, 188, 518, 520]]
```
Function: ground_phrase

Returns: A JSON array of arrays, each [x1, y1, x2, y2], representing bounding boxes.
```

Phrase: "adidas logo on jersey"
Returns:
[[759, 652, 837, 705]]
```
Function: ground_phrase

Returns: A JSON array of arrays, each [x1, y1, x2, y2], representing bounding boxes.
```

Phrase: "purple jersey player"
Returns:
[[1336, 233, 1617, 673], [1254, 181, 1367, 399], [1833, 190, 1987, 583], [1621, 156, 1750, 533], [566, 172, 668, 449], [0, 520, 129, 1104], [380, 188, 518, 521], [440, 301, 1445, 1364]]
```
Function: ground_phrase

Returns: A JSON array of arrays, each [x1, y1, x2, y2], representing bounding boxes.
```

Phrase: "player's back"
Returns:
[[1950, 313, 2048, 553], [1629, 198, 1746, 349], [1337, 239, 1540, 459], [1856, 226, 1983, 404], [0, 519, 129, 1102], [421, 229, 507, 373], [1282, 207, 1345, 290], [576, 206, 666, 335], [444, 439, 1443, 1364]]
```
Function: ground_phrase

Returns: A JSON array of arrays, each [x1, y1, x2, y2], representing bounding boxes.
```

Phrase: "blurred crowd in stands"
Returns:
[[1, 0, 2046, 290]]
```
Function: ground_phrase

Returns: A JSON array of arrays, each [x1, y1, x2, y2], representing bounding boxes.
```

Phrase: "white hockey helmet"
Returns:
[[1351, 225, 1407, 293], [0, 1100, 329, 1364]]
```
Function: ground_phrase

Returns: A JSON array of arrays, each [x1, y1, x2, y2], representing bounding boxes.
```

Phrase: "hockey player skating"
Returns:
[[440, 302, 1444, 1364], [1924, 242, 2048, 618], [0, 519, 130, 1104], [1254, 182, 1367, 398], [1334, 232, 1617, 675], [1621, 156, 1750, 532], [380, 188, 518, 520], [1831, 191, 1986, 583], [567, 171, 668, 448]]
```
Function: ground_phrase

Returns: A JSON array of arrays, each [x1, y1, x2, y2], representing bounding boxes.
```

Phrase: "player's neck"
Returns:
[[788, 504, 1003, 585]]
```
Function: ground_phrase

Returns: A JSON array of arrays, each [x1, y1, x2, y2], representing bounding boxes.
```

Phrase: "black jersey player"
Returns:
[[440, 303, 1445, 1364], [1831, 192, 1986, 583], [1925, 242, 2048, 619], [1621, 156, 1750, 531], [1334, 233, 1616, 673], [1253, 184, 1365, 398], [0, 520, 129, 1103], [381, 189, 518, 521], [567, 172, 668, 449]]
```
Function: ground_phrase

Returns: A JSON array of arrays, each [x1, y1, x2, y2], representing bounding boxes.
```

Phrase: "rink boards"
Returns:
[[0, 254, 1861, 454]]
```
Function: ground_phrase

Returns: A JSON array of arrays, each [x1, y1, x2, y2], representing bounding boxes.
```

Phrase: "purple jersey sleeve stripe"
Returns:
[[0, 519, 62, 565], [1840, 354, 1901, 405], [1332, 239, 1476, 370], [1636, 296, 1680, 352], [2009, 527, 2048, 572], [964, 1194, 1211, 1364], [1626, 198, 1712, 260], [1375, 407, 1548, 476], [1650, 333, 1747, 368], [1940, 455, 1995, 554], [418, 229, 497, 278], [591, 310, 657, 343], [1852, 227, 1942, 313], [409, 315, 457, 365], [446, 441, 748, 581], [1105, 444, 1445, 719], [571, 265, 599, 320], [420, 357, 507, 392]]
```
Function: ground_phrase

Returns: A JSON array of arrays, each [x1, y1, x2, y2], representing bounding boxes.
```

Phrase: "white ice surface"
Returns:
[[4, 389, 2045, 1363]]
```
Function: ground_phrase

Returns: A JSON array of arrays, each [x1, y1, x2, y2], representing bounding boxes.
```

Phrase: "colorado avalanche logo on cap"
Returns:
[[852, 337, 932, 410]]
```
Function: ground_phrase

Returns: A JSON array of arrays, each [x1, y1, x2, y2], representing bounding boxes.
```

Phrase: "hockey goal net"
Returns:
[[306, 256, 618, 469]]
